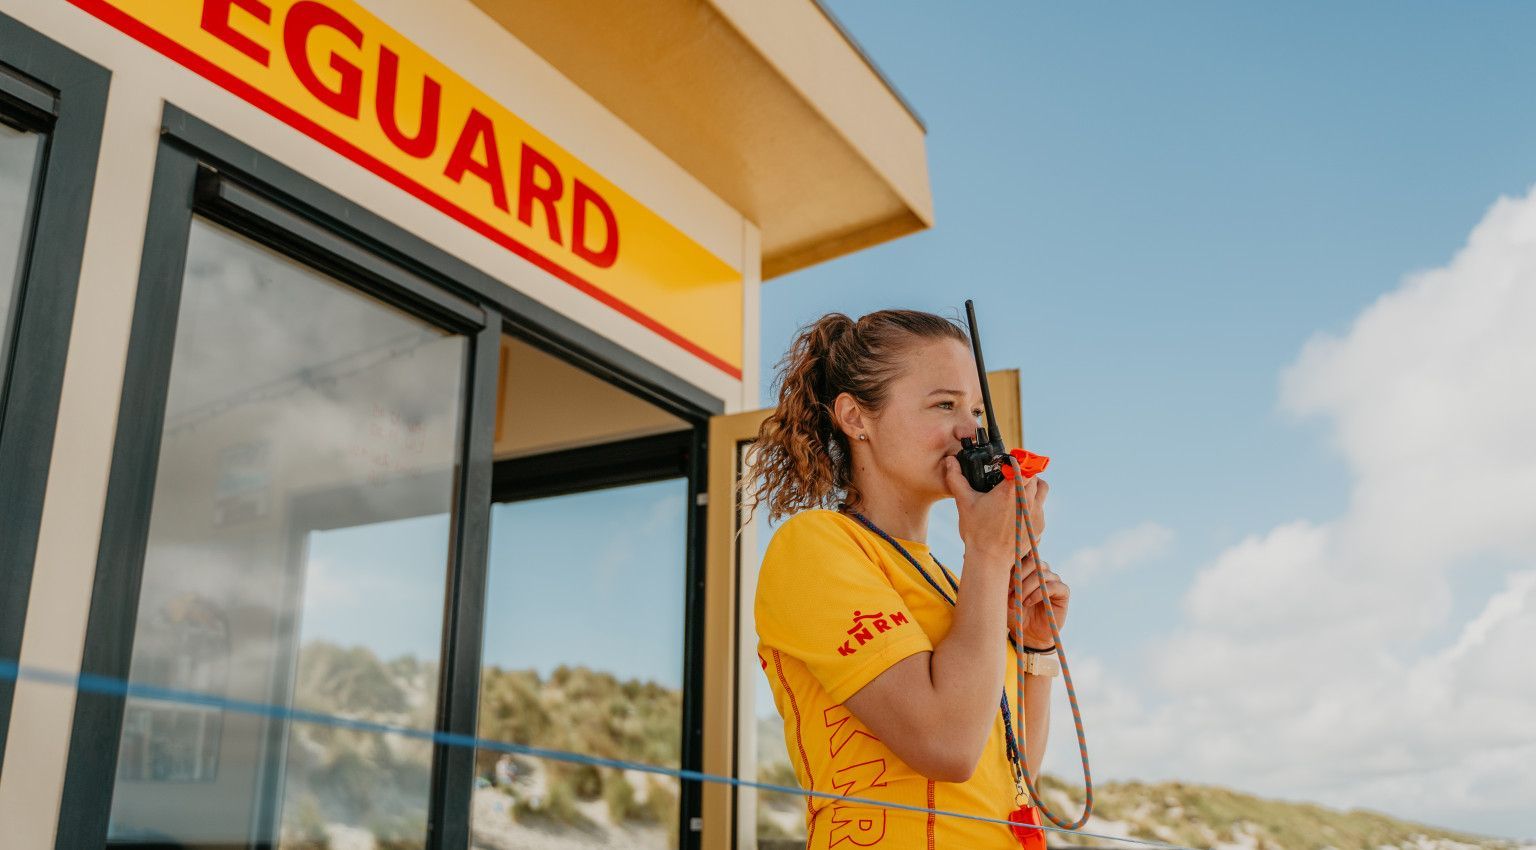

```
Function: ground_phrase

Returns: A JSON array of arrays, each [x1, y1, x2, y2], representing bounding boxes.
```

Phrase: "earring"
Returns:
[[857, 434, 867, 441]]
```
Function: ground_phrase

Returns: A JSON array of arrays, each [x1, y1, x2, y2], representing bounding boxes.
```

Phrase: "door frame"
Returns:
[[701, 408, 771, 850], [0, 11, 111, 772]]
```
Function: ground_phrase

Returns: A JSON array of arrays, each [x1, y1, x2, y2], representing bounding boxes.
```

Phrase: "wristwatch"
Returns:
[[1021, 650, 1060, 677]]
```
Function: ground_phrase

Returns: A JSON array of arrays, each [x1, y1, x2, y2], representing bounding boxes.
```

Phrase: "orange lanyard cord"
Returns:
[[1009, 454, 1094, 829]]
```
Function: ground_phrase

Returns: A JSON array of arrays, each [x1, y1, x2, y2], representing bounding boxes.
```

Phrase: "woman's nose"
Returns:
[[953, 419, 983, 441]]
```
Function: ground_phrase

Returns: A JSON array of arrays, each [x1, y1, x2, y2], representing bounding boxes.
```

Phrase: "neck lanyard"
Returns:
[[841, 507, 1027, 789]]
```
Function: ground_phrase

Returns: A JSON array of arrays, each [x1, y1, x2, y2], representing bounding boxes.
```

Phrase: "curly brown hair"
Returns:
[[743, 309, 970, 524]]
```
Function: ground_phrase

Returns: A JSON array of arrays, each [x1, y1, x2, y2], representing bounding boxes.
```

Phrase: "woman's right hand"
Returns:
[[942, 456, 1047, 566]]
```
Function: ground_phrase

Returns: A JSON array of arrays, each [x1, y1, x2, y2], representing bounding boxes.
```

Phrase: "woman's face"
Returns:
[[847, 337, 989, 504]]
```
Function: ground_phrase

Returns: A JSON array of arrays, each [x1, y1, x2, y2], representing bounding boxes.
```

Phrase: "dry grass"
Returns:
[[1040, 775, 1522, 850]]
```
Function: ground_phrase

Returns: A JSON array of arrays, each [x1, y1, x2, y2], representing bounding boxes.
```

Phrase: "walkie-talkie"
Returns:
[[955, 299, 1050, 492], [955, 299, 1010, 492]]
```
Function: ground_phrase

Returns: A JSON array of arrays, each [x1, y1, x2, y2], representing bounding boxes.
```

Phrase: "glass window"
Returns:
[[471, 478, 689, 850], [0, 119, 44, 398], [107, 218, 468, 849]]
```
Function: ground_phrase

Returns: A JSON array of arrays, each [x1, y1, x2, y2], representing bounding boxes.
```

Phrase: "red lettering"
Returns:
[[376, 45, 441, 158], [518, 143, 564, 244], [571, 179, 618, 268], [284, 1, 364, 119], [830, 758, 888, 796], [837, 641, 855, 657], [872, 617, 890, 633], [890, 611, 909, 626], [830, 759, 891, 845], [829, 804, 888, 847], [849, 626, 873, 645], [824, 705, 879, 759], [201, 0, 272, 66], [444, 109, 509, 212]]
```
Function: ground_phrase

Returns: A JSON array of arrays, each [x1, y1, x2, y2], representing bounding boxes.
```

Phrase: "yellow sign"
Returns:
[[74, 0, 744, 377]]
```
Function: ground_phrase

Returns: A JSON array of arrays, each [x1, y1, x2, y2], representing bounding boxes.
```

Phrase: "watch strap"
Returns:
[[1023, 651, 1061, 677]]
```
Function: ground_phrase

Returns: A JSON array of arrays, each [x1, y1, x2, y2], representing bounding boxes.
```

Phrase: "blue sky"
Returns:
[[779, 0, 1533, 578], [788, 0, 1536, 676], [770, 0, 1533, 692]]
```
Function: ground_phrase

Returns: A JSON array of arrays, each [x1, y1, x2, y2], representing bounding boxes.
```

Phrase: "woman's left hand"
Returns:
[[1011, 559, 1069, 650]]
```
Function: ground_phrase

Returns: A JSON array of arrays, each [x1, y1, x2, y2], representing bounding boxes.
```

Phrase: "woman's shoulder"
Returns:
[[760, 509, 877, 581], [767, 508, 862, 550], [777, 506, 852, 530], [756, 509, 884, 608]]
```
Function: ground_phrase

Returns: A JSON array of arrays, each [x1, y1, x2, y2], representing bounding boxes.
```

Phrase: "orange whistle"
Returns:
[[1000, 449, 1050, 480]]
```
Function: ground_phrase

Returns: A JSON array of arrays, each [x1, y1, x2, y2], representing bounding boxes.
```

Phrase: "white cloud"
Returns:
[[1091, 185, 1536, 839], [929, 500, 1173, 584], [1061, 521, 1175, 582]]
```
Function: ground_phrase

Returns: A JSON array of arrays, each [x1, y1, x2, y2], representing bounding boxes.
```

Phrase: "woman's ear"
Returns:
[[832, 392, 868, 441]]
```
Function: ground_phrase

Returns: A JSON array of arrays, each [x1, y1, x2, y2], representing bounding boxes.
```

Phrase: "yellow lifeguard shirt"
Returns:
[[755, 508, 1027, 849]]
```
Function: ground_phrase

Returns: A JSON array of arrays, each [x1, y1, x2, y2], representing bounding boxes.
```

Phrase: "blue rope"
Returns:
[[0, 659, 1197, 850]]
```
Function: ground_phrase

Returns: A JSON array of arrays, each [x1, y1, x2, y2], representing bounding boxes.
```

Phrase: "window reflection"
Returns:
[[472, 479, 688, 850], [107, 219, 466, 849], [0, 120, 44, 400]]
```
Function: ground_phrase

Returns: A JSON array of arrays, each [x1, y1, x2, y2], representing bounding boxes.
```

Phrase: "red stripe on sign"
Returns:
[[67, 0, 742, 381]]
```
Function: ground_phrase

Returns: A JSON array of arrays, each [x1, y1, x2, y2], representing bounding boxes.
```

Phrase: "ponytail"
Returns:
[[743, 309, 968, 524]]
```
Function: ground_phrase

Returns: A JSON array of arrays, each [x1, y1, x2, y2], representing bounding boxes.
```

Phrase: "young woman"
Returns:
[[748, 309, 1070, 849]]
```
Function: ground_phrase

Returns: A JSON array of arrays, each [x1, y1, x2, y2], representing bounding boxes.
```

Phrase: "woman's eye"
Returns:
[[937, 401, 954, 410]]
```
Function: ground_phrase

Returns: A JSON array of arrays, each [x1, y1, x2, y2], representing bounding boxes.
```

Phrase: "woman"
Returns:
[[748, 309, 1070, 849]]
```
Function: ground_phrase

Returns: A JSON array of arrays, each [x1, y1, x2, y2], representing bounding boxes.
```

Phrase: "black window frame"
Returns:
[[58, 103, 720, 850], [0, 11, 111, 773]]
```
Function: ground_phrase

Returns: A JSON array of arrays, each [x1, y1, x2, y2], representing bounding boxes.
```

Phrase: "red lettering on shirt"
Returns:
[[824, 704, 880, 759], [834, 609, 910, 657], [829, 759, 891, 846], [829, 804, 888, 846]]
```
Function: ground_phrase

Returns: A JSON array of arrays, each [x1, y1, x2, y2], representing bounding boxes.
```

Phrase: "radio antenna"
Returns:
[[965, 299, 1005, 451]]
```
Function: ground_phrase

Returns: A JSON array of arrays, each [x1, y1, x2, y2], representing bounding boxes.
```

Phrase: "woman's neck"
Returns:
[[846, 487, 933, 544]]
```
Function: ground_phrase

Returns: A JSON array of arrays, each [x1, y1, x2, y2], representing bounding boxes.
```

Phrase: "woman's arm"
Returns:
[[1023, 666, 1052, 778], [843, 464, 1061, 783], [843, 548, 1015, 782]]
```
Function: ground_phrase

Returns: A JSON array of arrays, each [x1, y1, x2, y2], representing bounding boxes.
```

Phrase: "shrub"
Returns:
[[647, 778, 679, 845], [605, 773, 654, 823]]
